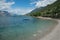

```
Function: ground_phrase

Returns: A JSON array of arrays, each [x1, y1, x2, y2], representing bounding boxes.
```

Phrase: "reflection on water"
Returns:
[[0, 16, 57, 40]]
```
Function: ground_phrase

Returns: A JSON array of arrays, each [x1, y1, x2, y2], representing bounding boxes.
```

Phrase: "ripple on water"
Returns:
[[0, 16, 58, 40]]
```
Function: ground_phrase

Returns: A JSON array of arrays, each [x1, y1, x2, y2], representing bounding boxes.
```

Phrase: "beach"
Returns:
[[40, 19, 60, 40], [37, 17, 60, 40]]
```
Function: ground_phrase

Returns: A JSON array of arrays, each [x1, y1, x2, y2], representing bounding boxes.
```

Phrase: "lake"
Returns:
[[0, 16, 58, 40]]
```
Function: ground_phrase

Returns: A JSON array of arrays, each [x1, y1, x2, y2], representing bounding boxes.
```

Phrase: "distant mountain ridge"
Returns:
[[31, 7, 45, 13], [0, 11, 21, 17], [0, 11, 11, 16]]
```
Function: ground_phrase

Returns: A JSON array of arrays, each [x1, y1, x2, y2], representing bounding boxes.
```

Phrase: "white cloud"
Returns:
[[0, 0, 33, 15], [0, 0, 15, 10], [30, 0, 57, 8], [0, 0, 57, 15], [7, 8, 33, 15]]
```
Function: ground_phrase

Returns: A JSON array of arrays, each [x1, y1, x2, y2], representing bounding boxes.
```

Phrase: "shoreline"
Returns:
[[36, 17, 60, 40], [36, 17, 52, 20]]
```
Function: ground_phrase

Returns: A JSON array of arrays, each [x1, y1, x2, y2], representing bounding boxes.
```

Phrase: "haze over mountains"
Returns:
[[0, 11, 21, 17], [0, 11, 11, 16]]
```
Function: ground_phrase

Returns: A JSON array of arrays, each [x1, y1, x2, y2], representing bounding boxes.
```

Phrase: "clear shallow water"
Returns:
[[0, 16, 57, 40]]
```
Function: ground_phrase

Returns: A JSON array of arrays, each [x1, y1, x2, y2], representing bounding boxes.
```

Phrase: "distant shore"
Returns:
[[36, 16, 60, 40]]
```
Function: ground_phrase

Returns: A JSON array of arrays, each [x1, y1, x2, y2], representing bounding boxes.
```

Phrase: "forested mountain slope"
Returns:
[[26, 0, 60, 18]]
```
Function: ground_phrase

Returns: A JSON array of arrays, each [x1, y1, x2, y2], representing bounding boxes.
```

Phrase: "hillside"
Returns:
[[26, 0, 60, 18]]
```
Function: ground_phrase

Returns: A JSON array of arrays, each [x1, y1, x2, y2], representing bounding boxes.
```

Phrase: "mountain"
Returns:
[[31, 7, 45, 13], [26, 0, 60, 18], [0, 11, 11, 16], [0, 11, 21, 17]]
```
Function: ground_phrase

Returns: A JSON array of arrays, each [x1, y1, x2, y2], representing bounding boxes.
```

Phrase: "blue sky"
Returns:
[[12, 0, 35, 8], [0, 0, 57, 15]]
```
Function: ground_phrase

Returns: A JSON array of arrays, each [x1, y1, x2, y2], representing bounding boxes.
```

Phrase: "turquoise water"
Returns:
[[0, 16, 57, 40]]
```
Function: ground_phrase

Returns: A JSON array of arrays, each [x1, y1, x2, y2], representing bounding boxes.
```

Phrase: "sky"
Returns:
[[0, 0, 57, 15]]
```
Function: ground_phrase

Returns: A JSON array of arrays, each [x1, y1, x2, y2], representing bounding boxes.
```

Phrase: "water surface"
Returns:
[[0, 16, 57, 40]]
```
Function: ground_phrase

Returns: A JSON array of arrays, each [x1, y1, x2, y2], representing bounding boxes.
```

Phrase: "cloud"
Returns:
[[30, 0, 57, 8], [0, 0, 15, 10], [0, 0, 57, 15], [0, 0, 33, 15], [7, 8, 33, 15]]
